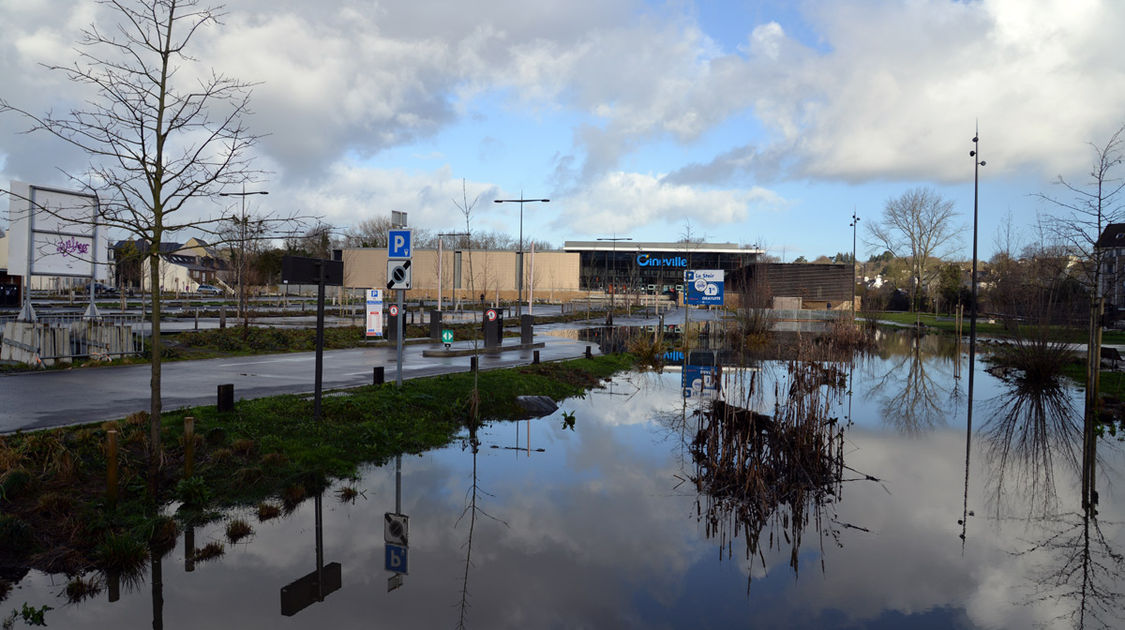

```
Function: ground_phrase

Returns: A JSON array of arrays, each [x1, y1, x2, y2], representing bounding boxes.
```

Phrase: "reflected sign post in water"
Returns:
[[279, 494, 342, 616]]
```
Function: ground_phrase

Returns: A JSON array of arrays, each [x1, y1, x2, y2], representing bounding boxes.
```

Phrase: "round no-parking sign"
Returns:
[[388, 304, 400, 317], [485, 309, 498, 322]]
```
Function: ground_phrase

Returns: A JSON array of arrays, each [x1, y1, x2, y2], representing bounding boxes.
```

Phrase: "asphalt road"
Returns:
[[0, 332, 602, 434]]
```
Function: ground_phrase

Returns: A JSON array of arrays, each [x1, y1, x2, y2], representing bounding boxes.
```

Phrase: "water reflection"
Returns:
[[982, 366, 1081, 519], [7, 331, 1125, 629], [689, 359, 866, 589], [866, 331, 961, 434]]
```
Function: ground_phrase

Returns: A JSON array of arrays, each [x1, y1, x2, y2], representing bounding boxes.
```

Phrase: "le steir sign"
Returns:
[[7, 181, 106, 279], [684, 269, 725, 306]]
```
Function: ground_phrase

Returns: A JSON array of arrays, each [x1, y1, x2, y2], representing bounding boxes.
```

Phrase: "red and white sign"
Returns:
[[485, 309, 498, 322], [365, 289, 384, 337], [389, 304, 400, 317]]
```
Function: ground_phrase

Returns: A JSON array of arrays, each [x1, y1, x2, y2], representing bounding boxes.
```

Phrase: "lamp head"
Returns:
[[980, 160, 986, 167], [972, 136, 978, 143], [969, 150, 976, 157]]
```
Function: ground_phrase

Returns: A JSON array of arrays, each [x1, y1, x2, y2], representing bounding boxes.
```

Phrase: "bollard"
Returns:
[[470, 356, 478, 372], [184, 417, 195, 478], [194, 309, 199, 331], [217, 383, 234, 412], [585, 345, 592, 359], [185, 526, 195, 573], [373, 366, 385, 385], [533, 350, 540, 364], [106, 429, 119, 508], [219, 305, 226, 329]]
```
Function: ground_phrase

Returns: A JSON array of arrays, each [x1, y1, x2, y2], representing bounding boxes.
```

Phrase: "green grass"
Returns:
[[869, 311, 1125, 344], [0, 353, 634, 575]]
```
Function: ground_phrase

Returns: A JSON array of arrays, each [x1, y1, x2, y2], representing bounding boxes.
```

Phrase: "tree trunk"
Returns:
[[149, 251, 163, 495]]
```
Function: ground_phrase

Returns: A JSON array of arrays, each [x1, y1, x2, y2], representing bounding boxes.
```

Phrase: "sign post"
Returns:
[[387, 228, 412, 387]]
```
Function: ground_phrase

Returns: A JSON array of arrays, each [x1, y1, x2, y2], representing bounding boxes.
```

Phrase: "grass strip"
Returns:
[[0, 353, 634, 577]]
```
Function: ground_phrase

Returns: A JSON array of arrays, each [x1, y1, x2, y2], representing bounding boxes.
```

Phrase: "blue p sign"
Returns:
[[385, 543, 408, 574], [388, 229, 412, 259]]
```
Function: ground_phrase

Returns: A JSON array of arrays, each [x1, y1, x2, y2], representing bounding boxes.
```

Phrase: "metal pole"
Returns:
[[314, 261, 326, 421], [396, 289, 405, 386], [494, 197, 549, 318], [962, 128, 985, 547], [850, 210, 860, 319], [438, 237, 443, 312]]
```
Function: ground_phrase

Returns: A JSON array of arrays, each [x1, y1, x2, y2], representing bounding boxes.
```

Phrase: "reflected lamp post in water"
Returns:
[[598, 235, 631, 325], [493, 195, 549, 318], [218, 185, 268, 330], [962, 129, 986, 548], [850, 210, 860, 319]]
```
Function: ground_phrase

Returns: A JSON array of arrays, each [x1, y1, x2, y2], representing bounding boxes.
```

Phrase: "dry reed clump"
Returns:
[[282, 484, 307, 512], [65, 574, 102, 603], [256, 502, 281, 521], [689, 360, 849, 588], [225, 519, 253, 543], [336, 486, 359, 503], [193, 541, 224, 562], [232, 439, 255, 457], [626, 332, 666, 372], [260, 452, 289, 468]]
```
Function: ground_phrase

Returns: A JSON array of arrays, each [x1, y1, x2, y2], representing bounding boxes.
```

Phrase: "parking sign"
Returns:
[[388, 229, 412, 259]]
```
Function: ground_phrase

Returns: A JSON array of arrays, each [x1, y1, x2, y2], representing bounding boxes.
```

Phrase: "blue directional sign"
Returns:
[[685, 269, 724, 306], [388, 229, 412, 259], [682, 364, 719, 399], [385, 543, 408, 574]]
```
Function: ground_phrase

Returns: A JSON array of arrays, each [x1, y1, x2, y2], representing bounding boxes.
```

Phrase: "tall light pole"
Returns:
[[962, 128, 986, 548], [437, 231, 468, 312], [219, 185, 268, 332], [494, 194, 549, 317], [597, 236, 631, 325], [850, 210, 860, 319]]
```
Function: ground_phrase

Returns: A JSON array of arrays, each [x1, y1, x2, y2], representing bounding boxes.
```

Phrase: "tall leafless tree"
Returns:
[[1039, 124, 1125, 511], [865, 187, 962, 317], [1, 0, 266, 479]]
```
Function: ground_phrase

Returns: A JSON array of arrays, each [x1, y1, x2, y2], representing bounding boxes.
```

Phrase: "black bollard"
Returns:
[[533, 350, 540, 364], [470, 356, 478, 372], [373, 366, 385, 385], [217, 383, 234, 412], [585, 345, 592, 359]]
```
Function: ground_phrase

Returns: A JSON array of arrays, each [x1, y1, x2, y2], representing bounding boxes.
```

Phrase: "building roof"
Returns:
[[563, 240, 763, 255], [1096, 223, 1125, 248]]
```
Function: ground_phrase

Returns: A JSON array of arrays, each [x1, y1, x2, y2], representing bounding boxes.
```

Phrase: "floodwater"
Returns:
[[5, 330, 1123, 629]]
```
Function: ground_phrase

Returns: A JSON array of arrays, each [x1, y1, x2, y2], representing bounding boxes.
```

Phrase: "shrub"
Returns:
[[174, 476, 212, 507], [225, 519, 253, 543]]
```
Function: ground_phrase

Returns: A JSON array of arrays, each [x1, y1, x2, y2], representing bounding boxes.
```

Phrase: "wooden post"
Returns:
[[106, 429, 119, 508], [184, 416, 195, 478]]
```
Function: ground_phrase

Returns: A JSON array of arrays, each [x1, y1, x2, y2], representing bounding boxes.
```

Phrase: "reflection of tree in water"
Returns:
[[866, 332, 957, 434], [456, 424, 506, 629], [982, 367, 1081, 519], [689, 360, 870, 588], [1020, 506, 1124, 629]]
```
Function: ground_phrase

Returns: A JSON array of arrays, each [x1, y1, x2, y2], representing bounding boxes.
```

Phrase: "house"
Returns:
[[113, 238, 230, 293], [1095, 223, 1125, 310]]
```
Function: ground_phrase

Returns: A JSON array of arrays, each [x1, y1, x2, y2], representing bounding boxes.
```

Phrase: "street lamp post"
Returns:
[[850, 210, 860, 319], [493, 195, 549, 317], [219, 185, 268, 332], [597, 236, 632, 325], [961, 129, 986, 545]]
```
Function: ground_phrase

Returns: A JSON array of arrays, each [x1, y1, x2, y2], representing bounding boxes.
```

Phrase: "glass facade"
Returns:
[[564, 242, 762, 295]]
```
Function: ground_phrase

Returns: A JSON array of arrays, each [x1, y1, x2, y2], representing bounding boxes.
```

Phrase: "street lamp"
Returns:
[[961, 128, 986, 547], [597, 236, 632, 325], [493, 194, 549, 317], [219, 185, 268, 331], [437, 231, 468, 312], [850, 210, 860, 319]]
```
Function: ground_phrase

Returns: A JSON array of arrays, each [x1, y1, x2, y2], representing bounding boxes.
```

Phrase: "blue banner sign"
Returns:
[[685, 269, 725, 306]]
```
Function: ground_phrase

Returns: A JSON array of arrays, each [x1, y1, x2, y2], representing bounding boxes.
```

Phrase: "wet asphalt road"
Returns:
[[0, 333, 601, 434]]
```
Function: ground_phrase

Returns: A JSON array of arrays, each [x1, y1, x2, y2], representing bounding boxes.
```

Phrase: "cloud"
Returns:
[[552, 170, 786, 236]]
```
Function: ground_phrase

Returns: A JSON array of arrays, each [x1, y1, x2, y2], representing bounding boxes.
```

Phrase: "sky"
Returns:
[[2, 0, 1124, 262]]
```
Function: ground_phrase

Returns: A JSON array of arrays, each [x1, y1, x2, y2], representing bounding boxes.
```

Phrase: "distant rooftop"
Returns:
[[564, 240, 763, 254]]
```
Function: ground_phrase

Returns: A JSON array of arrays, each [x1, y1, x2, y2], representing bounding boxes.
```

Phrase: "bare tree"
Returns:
[[0, 0, 264, 472], [1038, 124, 1125, 511], [451, 178, 481, 419], [865, 187, 962, 316]]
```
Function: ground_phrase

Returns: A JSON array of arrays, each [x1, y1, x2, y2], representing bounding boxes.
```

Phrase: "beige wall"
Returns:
[[343, 248, 582, 302]]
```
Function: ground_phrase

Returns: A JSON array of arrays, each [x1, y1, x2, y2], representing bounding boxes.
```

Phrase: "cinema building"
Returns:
[[562, 241, 765, 297], [341, 240, 763, 305]]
